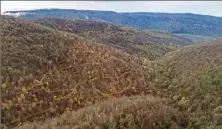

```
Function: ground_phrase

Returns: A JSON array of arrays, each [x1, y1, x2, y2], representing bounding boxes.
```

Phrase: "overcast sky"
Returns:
[[1, 1, 222, 17]]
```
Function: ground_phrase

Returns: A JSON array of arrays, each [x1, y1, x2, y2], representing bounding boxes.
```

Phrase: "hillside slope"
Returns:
[[151, 39, 222, 128], [1, 15, 221, 129], [4, 9, 222, 37], [174, 34, 216, 43], [35, 17, 196, 60], [0, 16, 153, 128], [17, 96, 188, 129]]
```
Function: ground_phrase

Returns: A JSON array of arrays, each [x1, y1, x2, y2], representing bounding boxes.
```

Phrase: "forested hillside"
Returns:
[[35, 17, 205, 60], [4, 9, 222, 37], [151, 39, 222, 128], [1, 15, 222, 129], [1, 15, 153, 128]]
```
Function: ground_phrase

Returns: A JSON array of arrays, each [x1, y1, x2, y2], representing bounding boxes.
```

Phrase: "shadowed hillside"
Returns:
[[35, 17, 197, 60], [174, 34, 216, 43], [151, 39, 222, 128]]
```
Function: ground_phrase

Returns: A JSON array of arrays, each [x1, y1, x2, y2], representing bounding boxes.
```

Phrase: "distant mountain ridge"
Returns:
[[34, 17, 215, 60], [4, 9, 222, 37]]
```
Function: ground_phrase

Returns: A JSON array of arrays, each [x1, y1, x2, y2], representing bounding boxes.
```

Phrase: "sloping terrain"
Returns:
[[151, 39, 222, 128], [35, 17, 195, 60], [1, 15, 222, 129], [4, 9, 222, 37], [174, 34, 216, 43], [1, 16, 174, 128], [17, 96, 188, 129]]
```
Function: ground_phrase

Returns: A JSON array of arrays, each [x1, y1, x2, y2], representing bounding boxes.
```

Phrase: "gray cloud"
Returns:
[[1, 1, 222, 17]]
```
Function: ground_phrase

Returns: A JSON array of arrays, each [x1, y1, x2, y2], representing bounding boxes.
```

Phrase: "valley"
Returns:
[[1, 8, 222, 129]]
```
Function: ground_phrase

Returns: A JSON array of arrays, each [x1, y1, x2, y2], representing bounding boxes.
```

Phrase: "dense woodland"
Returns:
[[0, 15, 222, 129], [35, 17, 195, 60]]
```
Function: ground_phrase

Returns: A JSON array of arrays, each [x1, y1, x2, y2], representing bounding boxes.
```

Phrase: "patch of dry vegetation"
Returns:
[[150, 39, 222, 128], [35, 17, 194, 60], [16, 96, 188, 129]]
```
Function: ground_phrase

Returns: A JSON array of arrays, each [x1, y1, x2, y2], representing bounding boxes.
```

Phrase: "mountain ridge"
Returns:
[[4, 8, 222, 18], [4, 8, 222, 37], [34, 17, 217, 60]]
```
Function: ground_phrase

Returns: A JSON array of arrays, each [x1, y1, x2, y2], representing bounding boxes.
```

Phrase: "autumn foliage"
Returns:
[[1, 16, 222, 129]]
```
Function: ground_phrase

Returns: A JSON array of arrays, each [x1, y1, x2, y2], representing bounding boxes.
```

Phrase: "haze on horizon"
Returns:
[[1, 1, 222, 17]]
